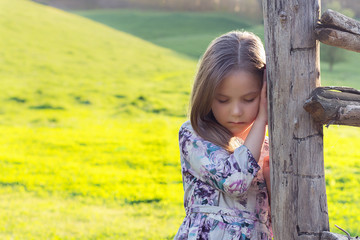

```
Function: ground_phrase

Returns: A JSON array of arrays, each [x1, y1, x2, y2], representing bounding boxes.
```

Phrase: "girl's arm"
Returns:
[[244, 72, 268, 162]]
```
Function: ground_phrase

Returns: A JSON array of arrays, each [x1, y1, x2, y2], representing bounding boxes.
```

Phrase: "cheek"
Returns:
[[211, 103, 228, 121], [211, 103, 221, 116]]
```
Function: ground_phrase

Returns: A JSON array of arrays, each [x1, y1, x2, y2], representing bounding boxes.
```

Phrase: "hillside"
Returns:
[[74, 9, 360, 90], [0, 0, 193, 238], [73, 9, 264, 59], [0, 0, 195, 128]]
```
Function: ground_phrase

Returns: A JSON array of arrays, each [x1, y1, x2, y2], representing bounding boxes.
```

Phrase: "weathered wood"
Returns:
[[320, 9, 360, 35], [315, 27, 360, 53], [321, 231, 358, 240], [315, 9, 360, 53], [321, 225, 360, 240], [263, 0, 329, 239], [304, 87, 360, 127]]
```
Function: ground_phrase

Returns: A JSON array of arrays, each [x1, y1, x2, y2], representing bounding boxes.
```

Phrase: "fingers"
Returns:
[[263, 156, 270, 169], [263, 156, 270, 167], [263, 68, 267, 82], [262, 70, 268, 125], [262, 79, 267, 99], [262, 69, 267, 99], [255, 68, 268, 124]]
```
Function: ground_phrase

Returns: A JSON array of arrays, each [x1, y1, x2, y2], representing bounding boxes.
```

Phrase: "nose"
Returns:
[[231, 102, 243, 116]]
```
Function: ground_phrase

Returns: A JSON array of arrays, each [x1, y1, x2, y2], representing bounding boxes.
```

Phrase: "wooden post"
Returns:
[[262, 1, 329, 239]]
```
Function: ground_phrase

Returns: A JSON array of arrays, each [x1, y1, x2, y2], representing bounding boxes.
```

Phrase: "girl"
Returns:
[[174, 31, 271, 240]]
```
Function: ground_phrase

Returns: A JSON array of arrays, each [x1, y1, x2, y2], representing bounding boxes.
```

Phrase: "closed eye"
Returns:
[[244, 98, 256, 103], [217, 99, 228, 104]]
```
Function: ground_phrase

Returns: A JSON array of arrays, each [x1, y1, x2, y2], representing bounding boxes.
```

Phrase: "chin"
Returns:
[[232, 128, 250, 139], [233, 131, 246, 138]]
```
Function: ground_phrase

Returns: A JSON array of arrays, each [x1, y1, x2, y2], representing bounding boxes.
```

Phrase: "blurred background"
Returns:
[[0, 0, 359, 239]]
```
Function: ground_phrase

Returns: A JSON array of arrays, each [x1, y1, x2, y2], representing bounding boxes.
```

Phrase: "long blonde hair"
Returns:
[[190, 31, 266, 152]]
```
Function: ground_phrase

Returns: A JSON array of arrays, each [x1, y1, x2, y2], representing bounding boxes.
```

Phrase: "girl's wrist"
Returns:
[[254, 115, 267, 126]]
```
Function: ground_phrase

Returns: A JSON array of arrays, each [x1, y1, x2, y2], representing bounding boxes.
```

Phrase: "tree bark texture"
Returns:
[[315, 9, 360, 53], [304, 87, 360, 127], [262, 1, 329, 239]]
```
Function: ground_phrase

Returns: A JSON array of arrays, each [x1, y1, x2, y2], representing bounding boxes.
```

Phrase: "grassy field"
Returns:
[[0, 0, 359, 239], [72, 9, 265, 60]]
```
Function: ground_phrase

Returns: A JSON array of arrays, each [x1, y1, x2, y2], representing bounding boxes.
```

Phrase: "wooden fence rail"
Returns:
[[304, 87, 360, 127], [321, 231, 358, 240], [315, 9, 360, 53], [309, 10, 360, 238]]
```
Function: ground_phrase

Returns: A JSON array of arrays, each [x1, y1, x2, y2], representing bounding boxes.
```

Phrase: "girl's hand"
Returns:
[[243, 69, 268, 162], [257, 69, 268, 124], [263, 155, 271, 202]]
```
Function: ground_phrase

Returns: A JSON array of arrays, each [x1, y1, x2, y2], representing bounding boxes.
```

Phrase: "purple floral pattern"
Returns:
[[174, 121, 272, 240]]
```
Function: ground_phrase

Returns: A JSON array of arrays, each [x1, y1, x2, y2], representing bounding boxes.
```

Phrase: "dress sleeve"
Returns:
[[179, 124, 261, 198]]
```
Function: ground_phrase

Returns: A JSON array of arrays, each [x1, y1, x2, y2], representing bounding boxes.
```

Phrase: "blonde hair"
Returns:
[[190, 31, 266, 152]]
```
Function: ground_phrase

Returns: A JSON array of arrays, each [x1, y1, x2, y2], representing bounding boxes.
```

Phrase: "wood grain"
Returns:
[[262, 0, 329, 239], [304, 87, 360, 127], [315, 9, 360, 53]]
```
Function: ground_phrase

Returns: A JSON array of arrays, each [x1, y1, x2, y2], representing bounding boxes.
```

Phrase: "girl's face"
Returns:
[[211, 70, 262, 139]]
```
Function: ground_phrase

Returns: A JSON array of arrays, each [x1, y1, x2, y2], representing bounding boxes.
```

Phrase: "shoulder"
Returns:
[[179, 120, 196, 139], [179, 120, 193, 132], [178, 121, 223, 153]]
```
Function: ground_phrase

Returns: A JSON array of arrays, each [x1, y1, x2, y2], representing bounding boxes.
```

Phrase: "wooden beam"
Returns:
[[263, 0, 329, 239], [315, 9, 360, 53], [315, 28, 360, 53], [321, 231, 358, 240], [322, 224, 359, 239], [304, 87, 360, 127], [319, 9, 360, 35]]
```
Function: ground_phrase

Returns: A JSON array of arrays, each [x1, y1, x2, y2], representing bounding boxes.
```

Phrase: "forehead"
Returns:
[[216, 70, 261, 94]]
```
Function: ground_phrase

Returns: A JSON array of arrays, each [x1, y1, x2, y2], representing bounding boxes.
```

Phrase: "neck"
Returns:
[[237, 123, 253, 140]]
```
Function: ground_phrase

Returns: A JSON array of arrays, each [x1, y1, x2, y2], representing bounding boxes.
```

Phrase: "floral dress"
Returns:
[[174, 121, 272, 240]]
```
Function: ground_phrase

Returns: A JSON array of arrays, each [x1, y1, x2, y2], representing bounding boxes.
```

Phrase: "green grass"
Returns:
[[321, 49, 360, 89], [73, 8, 360, 89], [0, 118, 185, 239], [324, 125, 360, 235], [0, 0, 359, 239], [0, 0, 191, 238], [72, 9, 264, 59]]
